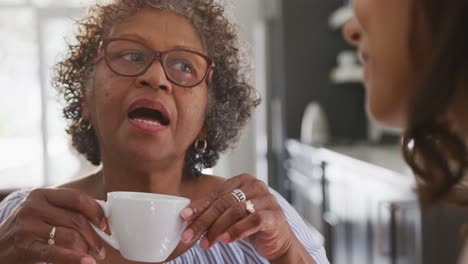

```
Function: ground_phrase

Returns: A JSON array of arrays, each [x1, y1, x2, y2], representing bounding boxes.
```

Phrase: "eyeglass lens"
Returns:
[[105, 39, 210, 87]]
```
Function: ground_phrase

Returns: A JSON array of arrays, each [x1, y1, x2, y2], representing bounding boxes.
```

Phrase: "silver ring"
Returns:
[[48, 226, 56, 245], [230, 189, 247, 203], [246, 200, 255, 214]]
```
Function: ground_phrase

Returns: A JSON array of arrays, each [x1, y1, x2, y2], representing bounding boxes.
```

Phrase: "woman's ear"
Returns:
[[206, 67, 214, 87], [197, 126, 208, 140], [81, 87, 90, 119]]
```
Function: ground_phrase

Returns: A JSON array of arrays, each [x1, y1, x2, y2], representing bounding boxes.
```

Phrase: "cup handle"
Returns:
[[89, 200, 120, 250]]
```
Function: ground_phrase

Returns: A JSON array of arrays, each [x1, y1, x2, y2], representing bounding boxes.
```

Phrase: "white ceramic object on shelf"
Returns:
[[329, 5, 353, 30], [301, 102, 330, 146], [330, 51, 363, 84]]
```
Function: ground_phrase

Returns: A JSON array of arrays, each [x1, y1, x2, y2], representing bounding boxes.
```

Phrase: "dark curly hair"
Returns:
[[54, 0, 260, 177], [402, 0, 468, 205]]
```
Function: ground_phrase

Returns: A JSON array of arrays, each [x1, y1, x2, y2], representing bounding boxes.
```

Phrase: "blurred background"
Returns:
[[1, 1, 467, 264]]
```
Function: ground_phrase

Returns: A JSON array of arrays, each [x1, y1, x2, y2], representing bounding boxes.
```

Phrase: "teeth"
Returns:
[[133, 118, 162, 126]]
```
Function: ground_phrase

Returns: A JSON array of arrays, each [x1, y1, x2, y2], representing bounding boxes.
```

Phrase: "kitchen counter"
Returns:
[[326, 144, 412, 176], [286, 139, 467, 264], [287, 139, 415, 187]]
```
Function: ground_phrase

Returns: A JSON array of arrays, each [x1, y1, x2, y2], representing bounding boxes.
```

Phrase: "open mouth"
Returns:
[[128, 107, 170, 127]]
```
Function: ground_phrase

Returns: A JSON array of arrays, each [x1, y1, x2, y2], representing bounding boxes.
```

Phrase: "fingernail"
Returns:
[[219, 232, 231, 243], [200, 237, 209, 249], [181, 208, 193, 219], [99, 218, 107, 230], [181, 228, 194, 243], [96, 247, 106, 259], [81, 256, 96, 264]]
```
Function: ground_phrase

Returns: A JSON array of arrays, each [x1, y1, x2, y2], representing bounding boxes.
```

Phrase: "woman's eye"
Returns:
[[121, 51, 145, 62], [171, 61, 195, 74]]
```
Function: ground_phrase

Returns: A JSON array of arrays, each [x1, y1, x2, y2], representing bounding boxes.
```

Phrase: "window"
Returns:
[[0, 1, 98, 190]]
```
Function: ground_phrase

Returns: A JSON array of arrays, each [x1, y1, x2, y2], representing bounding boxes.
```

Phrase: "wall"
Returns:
[[282, 0, 367, 143], [212, 0, 276, 183]]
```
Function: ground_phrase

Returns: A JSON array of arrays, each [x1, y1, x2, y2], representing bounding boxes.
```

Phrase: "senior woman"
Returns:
[[0, 0, 327, 263]]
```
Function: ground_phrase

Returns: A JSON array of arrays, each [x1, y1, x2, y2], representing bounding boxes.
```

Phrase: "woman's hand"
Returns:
[[179, 173, 306, 261], [0, 188, 107, 264]]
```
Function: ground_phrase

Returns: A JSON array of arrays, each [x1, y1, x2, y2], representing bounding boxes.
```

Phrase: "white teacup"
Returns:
[[91, 192, 190, 262]]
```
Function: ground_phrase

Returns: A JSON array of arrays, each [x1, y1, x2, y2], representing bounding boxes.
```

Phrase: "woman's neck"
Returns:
[[95, 158, 194, 199]]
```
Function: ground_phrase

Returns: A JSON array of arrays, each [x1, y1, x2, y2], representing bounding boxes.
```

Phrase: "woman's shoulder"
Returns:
[[0, 189, 31, 223], [3, 188, 30, 199], [1, 189, 31, 205]]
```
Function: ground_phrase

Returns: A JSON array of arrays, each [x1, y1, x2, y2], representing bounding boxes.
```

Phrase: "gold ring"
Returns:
[[230, 189, 247, 203], [48, 226, 56, 245], [246, 200, 255, 214]]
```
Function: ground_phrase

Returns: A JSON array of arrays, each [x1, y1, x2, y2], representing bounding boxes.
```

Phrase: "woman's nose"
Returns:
[[135, 61, 173, 92], [342, 16, 362, 46]]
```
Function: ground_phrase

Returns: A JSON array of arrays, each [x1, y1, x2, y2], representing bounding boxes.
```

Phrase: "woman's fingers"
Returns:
[[181, 192, 240, 244], [221, 210, 294, 260], [200, 196, 275, 249], [180, 174, 255, 221], [17, 239, 95, 264], [34, 243, 97, 264], [179, 173, 283, 254], [200, 203, 248, 249], [48, 226, 88, 253], [180, 174, 272, 246], [33, 188, 107, 229], [17, 207, 105, 260], [198, 201, 247, 249], [21, 188, 106, 260], [39, 205, 105, 259], [221, 211, 274, 242], [4, 188, 106, 263], [22, 220, 88, 254]]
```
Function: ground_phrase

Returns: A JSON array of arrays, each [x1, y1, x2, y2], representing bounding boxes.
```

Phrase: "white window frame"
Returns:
[[0, 1, 84, 190]]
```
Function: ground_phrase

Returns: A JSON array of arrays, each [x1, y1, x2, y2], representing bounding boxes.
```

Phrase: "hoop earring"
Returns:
[[194, 138, 207, 154], [78, 117, 92, 132]]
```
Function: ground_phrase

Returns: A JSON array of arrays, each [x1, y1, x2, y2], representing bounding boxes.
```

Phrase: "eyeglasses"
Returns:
[[99, 38, 215, 88]]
